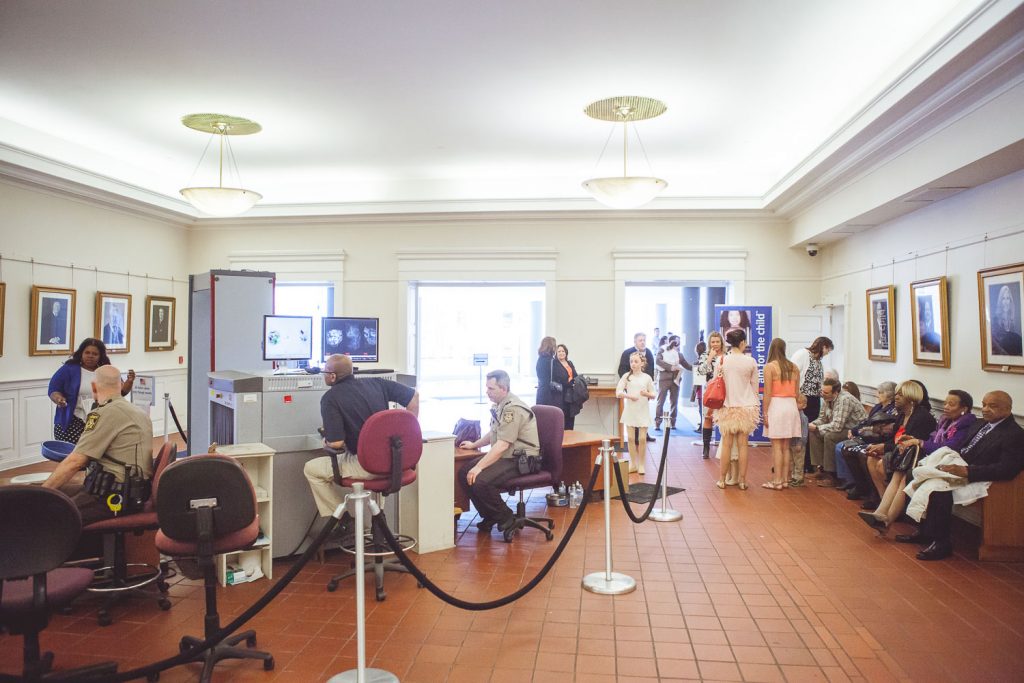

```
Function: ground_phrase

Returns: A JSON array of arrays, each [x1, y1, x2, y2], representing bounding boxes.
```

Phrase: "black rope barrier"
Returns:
[[166, 400, 188, 446], [373, 462, 602, 611], [612, 428, 672, 523], [61, 516, 341, 682]]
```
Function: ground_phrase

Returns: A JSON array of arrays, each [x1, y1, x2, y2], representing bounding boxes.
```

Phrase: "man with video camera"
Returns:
[[43, 365, 153, 524]]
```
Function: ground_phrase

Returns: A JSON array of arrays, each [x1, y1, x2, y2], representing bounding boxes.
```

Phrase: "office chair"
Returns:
[[83, 441, 175, 625], [0, 486, 109, 682], [325, 409, 422, 601], [155, 455, 273, 682], [483, 404, 564, 542]]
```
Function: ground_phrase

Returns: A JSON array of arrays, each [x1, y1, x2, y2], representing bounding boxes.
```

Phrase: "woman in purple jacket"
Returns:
[[860, 389, 976, 532], [48, 338, 135, 443]]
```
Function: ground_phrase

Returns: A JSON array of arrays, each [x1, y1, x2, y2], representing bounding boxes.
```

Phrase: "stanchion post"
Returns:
[[582, 440, 636, 595], [650, 411, 682, 523], [328, 483, 398, 683], [162, 393, 170, 445]]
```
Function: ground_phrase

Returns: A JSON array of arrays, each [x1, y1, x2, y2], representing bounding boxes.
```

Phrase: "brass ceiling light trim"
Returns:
[[582, 96, 668, 209], [179, 113, 262, 217]]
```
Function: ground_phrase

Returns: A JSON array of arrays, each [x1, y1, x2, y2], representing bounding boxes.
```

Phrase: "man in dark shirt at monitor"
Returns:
[[303, 354, 419, 516]]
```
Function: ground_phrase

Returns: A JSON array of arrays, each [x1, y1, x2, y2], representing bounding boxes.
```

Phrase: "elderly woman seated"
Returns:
[[839, 381, 897, 502], [859, 388, 976, 533]]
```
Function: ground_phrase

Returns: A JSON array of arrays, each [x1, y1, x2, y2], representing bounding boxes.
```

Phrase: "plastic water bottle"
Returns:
[[568, 482, 578, 508], [571, 481, 583, 508]]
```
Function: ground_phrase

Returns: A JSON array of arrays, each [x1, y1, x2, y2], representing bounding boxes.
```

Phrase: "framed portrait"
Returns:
[[145, 295, 175, 351], [0, 282, 5, 357], [978, 261, 1024, 374], [95, 291, 132, 354], [910, 277, 950, 368], [866, 285, 895, 362], [30, 285, 76, 356]]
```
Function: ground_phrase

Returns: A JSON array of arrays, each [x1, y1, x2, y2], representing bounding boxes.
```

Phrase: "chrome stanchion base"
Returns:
[[582, 571, 636, 595], [648, 508, 682, 522], [328, 669, 399, 683]]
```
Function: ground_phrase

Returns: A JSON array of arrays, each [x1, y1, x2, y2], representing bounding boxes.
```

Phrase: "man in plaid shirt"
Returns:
[[808, 377, 867, 487]]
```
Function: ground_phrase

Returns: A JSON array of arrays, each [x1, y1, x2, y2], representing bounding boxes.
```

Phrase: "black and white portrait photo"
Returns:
[[30, 285, 76, 356], [978, 263, 1024, 374], [96, 291, 131, 353], [911, 277, 949, 368], [866, 285, 896, 362], [145, 295, 175, 351]]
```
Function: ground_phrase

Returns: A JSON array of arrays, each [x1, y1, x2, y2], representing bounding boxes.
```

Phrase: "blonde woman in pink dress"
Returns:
[[714, 328, 761, 490], [761, 338, 802, 490]]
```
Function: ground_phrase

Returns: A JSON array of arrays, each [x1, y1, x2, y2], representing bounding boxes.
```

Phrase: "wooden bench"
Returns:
[[953, 475, 1024, 562]]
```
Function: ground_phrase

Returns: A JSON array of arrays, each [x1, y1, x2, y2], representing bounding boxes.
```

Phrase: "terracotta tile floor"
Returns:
[[3, 435, 1024, 681]]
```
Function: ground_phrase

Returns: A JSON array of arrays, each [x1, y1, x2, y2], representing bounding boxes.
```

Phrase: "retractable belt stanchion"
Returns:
[[649, 410, 682, 522], [328, 483, 398, 683], [582, 440, 636, 595], [162, 392, 170, 445]]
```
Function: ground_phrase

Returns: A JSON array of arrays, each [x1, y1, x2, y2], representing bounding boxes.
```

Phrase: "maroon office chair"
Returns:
[[155, 455, 273, 682], [82, 441, 175, 625], [0, 486, 110, 682], [325, 409, 422, 601], [478, 404, 564, 542]]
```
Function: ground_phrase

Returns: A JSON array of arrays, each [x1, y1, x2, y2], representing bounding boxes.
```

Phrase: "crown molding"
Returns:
[[765, 0, 1024, 217], [395, 247, 558, 261]]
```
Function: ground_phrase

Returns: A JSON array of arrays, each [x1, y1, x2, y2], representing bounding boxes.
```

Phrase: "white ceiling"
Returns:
[[0, 0, 1010, 217]]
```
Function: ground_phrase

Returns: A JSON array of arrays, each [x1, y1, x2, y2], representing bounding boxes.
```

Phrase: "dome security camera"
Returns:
[[806, 243, 819, 257]]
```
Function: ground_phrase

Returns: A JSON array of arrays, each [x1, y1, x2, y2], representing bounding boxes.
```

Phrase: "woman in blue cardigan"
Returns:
[[48, 338, 135, 442]]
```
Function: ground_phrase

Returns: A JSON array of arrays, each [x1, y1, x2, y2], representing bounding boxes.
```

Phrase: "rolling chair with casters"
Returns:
[[82, 442, 176, 626], [154, 455, 274, 682], [479, 404, 564, 542], [325, 409, 422, 602], [0, 486, 116, 683]]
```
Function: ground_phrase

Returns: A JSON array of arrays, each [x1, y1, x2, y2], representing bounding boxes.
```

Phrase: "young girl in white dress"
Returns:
[[616, 351, 656, 475]]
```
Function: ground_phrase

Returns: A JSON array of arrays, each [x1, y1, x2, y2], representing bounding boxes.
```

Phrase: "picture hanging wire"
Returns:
[[94, 266, 98, 290], [944, 246, 949, 276], [983, 234, 989, 266]]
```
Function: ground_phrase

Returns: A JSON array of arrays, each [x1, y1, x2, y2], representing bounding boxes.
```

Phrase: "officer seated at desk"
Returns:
[[458, 369, 540, 534], [43, 365, 154, 525], [303, 354, 419, 517]]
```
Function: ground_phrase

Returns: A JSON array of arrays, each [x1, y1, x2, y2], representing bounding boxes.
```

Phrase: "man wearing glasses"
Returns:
[[303, 354, 419, 517]]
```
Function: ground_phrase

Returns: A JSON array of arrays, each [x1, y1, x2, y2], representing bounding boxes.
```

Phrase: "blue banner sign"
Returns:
[[713, 305, 772, 444]]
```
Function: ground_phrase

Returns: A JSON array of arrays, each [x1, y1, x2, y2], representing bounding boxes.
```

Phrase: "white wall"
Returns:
[[187, 215, 823, 378], [821, 169, 1024, 407], [0, 180, 191, 466]]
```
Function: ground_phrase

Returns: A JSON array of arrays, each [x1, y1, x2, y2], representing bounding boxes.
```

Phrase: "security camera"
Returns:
[[806, 243, 819, 257]]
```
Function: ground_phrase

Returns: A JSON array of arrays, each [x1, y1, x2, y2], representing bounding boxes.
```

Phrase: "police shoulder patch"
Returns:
[[501, 410, 515, 424], [84, 412, 100, 431]]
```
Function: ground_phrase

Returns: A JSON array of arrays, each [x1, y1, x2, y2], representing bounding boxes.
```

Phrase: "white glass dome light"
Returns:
[[582, 96, 668, 209], [180, 114, 262, 217]]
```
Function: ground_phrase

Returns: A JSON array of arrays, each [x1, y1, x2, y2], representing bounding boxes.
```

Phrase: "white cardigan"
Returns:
[[790, 347, 811, 389]]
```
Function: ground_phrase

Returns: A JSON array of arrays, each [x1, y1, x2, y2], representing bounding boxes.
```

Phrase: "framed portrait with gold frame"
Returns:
[[145, 295, 175, 351], [95, 291, 132, 354], [910, 277, 949, 368], [31, 285, 76, 356], [866, 285, 895, 362], [978, 261, 1024, 374]]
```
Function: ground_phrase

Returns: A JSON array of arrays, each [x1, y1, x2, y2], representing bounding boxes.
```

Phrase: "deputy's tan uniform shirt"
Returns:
[[489, 392, 540, 458], [75, 396, 154, 482]]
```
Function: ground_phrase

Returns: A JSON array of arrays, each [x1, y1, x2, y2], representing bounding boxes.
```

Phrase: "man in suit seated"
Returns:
[[897, 390, 1023, 560]]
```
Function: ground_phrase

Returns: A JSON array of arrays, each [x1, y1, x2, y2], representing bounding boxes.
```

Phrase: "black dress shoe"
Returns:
[[861, 499, 880, 510], [857, 511, 887, 532], [895, 531, 931, 545], [917, 541, 953, 561], [646, 435, 656, 442]]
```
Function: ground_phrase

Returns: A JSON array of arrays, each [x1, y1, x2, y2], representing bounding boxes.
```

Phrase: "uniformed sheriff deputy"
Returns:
[[44, 365, 153, 525], [458, 369, 540, 533]]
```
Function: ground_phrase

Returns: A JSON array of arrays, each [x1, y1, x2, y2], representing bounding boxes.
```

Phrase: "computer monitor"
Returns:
[[262, 315, 313, 361], [323, 317, 378, 363]]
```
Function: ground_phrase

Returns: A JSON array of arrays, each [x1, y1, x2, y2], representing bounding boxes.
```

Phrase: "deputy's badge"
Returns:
[[84, 412, 100, 431], [501, 410, 514, 424]]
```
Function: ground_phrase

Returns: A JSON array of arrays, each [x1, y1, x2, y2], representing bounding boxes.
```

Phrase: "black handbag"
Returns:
[[885, 444, 921, 476], [548, 357, 563, 394]]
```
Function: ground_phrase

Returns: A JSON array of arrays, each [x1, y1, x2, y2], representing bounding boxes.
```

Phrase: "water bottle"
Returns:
[[572, 481, 583, 508], [568, 482, 579, 508]]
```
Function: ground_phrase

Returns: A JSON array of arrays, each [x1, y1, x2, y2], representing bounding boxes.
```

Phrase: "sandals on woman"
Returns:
[[738, 482, 749, 491], [715, 480, 726, 489], [761, 481, 783, 490]]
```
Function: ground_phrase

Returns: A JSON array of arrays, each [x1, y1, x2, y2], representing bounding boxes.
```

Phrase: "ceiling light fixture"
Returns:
[[180, 113, 262, 217], [582, 96, 667, 209]]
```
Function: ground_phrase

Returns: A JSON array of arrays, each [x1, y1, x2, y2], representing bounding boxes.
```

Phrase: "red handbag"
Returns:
[[702, 356, 726, 409]]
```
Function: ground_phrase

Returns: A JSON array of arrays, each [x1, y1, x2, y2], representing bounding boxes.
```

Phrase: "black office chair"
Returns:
[[0, 486, 112, 682], [155, 455, 274, 682]]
